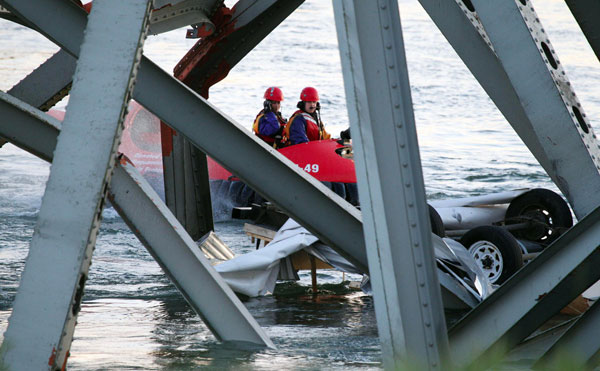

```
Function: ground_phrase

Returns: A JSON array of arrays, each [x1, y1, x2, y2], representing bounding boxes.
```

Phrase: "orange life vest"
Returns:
[[252, 110, 287, 148], [284, 110, 330, 144]]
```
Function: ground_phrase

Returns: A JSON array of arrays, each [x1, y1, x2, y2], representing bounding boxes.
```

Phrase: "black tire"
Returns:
[[460, 225, 523, 285], [428, 204, 445, 237], [505, 188, 572, 244]]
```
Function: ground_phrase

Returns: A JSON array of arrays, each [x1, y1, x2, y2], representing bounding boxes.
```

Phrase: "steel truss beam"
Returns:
[[333, 1, 447, 369], [8, 48, 75, 111], [418, 0, 600, 220], [1, 0, 369, 272], [1, 45, 76, 148], [109, 160, 274, 349], [565, 0, 600, 62], [1, 1, 152, 368], [162, 128, 214, 241], [174, 0, 304, 95], [449, 205, 600, 367], [0, 90, 273, 351], [534, 298, 600, 368]]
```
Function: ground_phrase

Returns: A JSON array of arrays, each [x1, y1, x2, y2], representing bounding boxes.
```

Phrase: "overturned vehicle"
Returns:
[[209, 139, 573, 286]]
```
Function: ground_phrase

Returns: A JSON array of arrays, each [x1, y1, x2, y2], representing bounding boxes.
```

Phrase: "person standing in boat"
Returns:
[[284, 87, 331, 145], [253, 87, 288, 148]]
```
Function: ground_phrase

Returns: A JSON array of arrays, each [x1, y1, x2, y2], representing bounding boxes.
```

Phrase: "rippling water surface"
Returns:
[[1, 0, 599, 369]]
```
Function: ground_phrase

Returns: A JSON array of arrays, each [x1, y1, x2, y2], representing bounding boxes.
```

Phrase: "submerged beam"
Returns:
[[418, 0, 600, 220], [0, 90, 273, 349], [161, 127, 213, 241], [109, 159, 274, 348], [333, 1, 448, 369], [0, 1, 151, 369], [449, 205, 600, 367]]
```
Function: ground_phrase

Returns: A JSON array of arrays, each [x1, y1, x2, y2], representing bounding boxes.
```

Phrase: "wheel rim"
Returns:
[[516, 204, 554, 241], [468, 240, 504, 284]]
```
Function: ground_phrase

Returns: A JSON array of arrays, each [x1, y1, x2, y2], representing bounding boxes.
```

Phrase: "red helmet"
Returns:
[[300, 87, 319, 101], [264, 87, 283, 101]]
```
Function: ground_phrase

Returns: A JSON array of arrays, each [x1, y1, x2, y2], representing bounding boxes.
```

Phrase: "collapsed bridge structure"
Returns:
[[1, 0, 600, 369]]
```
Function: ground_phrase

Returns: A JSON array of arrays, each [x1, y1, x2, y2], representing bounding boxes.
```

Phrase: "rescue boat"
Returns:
[[207, 139, 360, 209]]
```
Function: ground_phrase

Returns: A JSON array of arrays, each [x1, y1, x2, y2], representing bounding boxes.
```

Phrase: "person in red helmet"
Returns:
[[252, 87, 287, 148], [284, 87, 331, 145]]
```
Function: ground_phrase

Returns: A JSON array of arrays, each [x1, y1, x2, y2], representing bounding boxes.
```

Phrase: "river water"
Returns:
[[1, 0, 598, 369]]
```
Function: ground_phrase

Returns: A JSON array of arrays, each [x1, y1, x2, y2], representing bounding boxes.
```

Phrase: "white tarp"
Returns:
[[215, 219, 319, 296], [215, 219, 491, 302]]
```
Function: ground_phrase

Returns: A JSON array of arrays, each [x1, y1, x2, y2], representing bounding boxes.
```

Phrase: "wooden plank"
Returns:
[[291, 250, 333, 270], [243, 223, 277, 242]]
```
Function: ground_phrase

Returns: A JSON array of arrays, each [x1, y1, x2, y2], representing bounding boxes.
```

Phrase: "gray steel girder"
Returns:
[[0, 90, 274, 349], [8, 48, 76, 111], [1, 43, 76, 148], [534, 298, 600, 368], [162, 131, 214, 241], [0, 1, 152, 368], [418, 0, 600, 220], [449, 205, 600, 367], [1, 0, 369, 272], [333, 0, 448, 369], [565, 0, 600, 62]]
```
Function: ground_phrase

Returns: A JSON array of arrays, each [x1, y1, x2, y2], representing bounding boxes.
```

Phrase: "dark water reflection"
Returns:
[[63, 291, 382, 370]]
